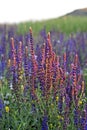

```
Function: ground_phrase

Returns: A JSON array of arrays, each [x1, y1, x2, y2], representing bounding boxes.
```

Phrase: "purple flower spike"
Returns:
[[0, 99, 4, 118], [41, 115, 48, 130]]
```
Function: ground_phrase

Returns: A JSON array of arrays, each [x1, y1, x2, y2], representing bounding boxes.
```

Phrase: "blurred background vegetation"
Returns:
[[0, 8, 87, 36], [17, 15, 87, 35], [16, 8, 87, 35]]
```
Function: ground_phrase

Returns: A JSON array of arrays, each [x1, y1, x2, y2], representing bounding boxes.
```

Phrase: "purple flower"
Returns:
[[0, 99, 4, 118], [74, 108, 79, 126], [41, 115, 48, 130], [85, 122, 87, 130], [0, 99, 4, 110], [58, 95, 63, 113]]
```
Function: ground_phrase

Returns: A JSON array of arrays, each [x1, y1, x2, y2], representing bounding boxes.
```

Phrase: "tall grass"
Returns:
[[17, 16, 87, 35]]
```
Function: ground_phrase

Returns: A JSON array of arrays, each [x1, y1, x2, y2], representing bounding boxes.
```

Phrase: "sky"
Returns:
[[0, 0, 87, 23]]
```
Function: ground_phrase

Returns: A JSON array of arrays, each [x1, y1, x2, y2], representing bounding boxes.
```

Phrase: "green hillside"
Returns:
[[67, 8, 87, 16], [17, 15, 87, 35]]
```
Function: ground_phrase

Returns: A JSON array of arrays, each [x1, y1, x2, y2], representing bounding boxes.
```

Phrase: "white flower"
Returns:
[[9, 82, 13, 90], [4, 100, 9, 105], [57, 40, 61, 43]]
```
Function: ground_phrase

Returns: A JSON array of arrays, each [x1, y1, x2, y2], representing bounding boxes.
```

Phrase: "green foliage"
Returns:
[[0, 81, 76, 130], [17, 16, 87, 35]]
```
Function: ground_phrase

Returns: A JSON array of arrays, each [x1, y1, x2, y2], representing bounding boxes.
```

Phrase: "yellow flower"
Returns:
[[78, 100, 83, 106], [19, 75, 23, 80], [57, 115, 64, 120], [20, 68, 24, 74], [56, 96, 59, 102], [50, 124, 53, 128], [5, 106, 9, 113], [21, 85, 24, 92], [63, 97, 65, 103]]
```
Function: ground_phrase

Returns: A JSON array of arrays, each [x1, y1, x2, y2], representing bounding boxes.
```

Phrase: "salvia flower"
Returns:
[[0, 99, 4, 118], [41, 115, 48, 130], [74, 107, 79, 126]]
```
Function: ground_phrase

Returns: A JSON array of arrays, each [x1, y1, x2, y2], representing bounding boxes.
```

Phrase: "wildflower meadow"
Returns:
[[0, 25, 87, 130]]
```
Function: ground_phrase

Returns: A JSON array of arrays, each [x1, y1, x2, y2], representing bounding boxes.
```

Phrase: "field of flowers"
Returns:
[[0, 25, 87, 130]]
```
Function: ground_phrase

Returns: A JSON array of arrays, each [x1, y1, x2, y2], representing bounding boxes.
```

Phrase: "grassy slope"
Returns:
[[17, 15, 87, 35]]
